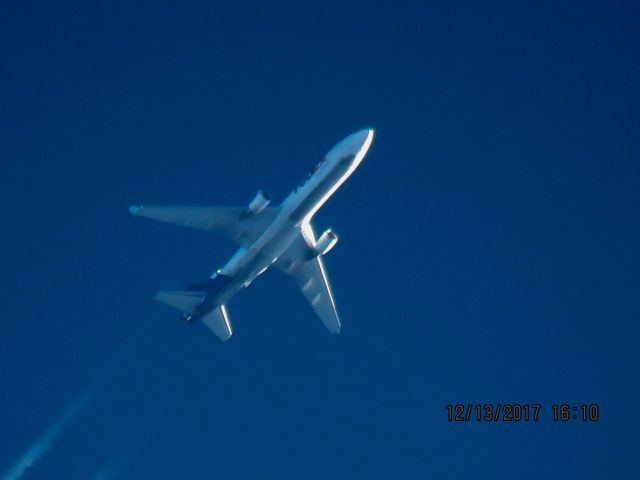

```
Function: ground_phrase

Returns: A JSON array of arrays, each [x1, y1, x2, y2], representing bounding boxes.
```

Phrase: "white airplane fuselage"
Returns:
[[192, 129, 374, 318]]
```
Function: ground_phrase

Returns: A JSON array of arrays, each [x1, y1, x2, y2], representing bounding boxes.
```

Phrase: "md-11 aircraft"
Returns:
[[129, 129, 375, 341]]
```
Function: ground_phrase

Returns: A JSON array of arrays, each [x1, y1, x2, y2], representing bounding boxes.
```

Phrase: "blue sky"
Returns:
[[1, 1, 639, 478]]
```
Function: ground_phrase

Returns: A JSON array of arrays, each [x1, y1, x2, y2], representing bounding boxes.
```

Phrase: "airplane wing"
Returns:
[[275, 224, 341, 334], [129, 206, 279, 247]]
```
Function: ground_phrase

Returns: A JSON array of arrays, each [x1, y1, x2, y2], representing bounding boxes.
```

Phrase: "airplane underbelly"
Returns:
[[288, 157, 352, 224], [210, 222, 300, 305]]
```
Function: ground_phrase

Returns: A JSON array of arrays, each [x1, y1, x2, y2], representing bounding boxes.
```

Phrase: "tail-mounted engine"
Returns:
[[314, 229, 338, 256], [248, 190, 271, 214]]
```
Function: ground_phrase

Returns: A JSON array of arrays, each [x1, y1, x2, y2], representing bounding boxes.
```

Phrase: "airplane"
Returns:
[[129, 128, 375, 342]]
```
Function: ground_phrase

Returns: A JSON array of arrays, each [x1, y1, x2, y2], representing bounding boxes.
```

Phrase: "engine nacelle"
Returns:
[[248, 190, 271, 214], [314, 229, 338, 256]]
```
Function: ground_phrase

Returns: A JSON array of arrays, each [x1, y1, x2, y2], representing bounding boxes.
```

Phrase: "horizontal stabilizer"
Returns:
[[201, 305, 233, 342], [154, 290, 204, 313]]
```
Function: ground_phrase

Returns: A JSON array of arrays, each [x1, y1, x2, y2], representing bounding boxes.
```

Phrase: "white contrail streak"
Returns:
[[88, 452, 127, 480], [88, 444, 130, 480], [87, 424, 145, 480], [1, 379, 102, 480]]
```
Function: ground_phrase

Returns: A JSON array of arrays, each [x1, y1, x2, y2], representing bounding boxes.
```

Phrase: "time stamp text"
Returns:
[[446, 404, 599, 422]]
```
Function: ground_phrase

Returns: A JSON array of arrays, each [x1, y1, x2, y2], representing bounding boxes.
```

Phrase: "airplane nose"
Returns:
[[346, 129, 374, 155], [329, 128, 375, 159], [359, 128, 375, 154]]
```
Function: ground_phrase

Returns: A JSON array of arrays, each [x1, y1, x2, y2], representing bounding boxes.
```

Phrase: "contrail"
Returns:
[[88, 450, 128, 480], [87, 422, 148, 480], [87, 429, 143, 480], [1, 377, 103, 480]]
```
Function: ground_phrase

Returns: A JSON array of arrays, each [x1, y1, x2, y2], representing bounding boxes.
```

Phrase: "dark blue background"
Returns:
[[1, 1, 639, 478]]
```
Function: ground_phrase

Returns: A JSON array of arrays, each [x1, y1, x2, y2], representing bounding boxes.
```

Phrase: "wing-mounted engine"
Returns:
[[314, 228, 338, 256], [247, 190, 271, 215]]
